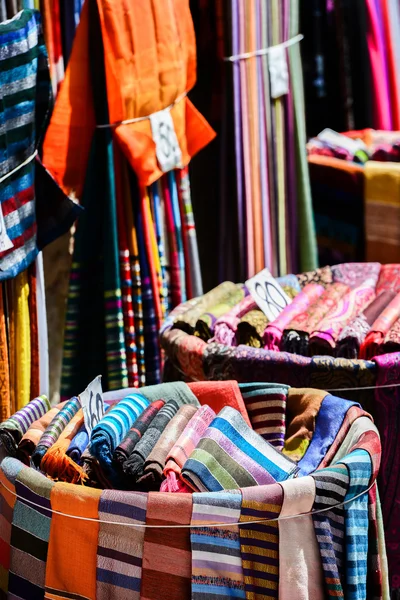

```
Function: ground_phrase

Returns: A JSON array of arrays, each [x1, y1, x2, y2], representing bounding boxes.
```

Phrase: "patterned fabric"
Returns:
[[382, 318, 400, 353], [191, 491, 245, 600], [296, 265, 333, 288], [212, 296, 257, 347], [0, 394, 50, 456], [195, 284, 247, 342], [239, 483, 282, 600], [361, 292, 400, 359], [17, 402, 66, 465], [181, 406, 298, 492], [332, 262, 381, 289], [236, 309, 269, 348], [96, 490, 147, 600], [377, 264, 400, 293], [283, 388, 328, 461], [239, 382, 289, 449], [0, 287, 10, 422]]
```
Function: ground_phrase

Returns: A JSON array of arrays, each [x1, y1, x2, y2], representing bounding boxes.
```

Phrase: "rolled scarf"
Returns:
[[40, 409, 87, 483], [181, 406, 298, 492], [137, 404, 198, 490], [90, 393, 149, 476], [296, 265, 333, 288], [381, 317, 400, 353], [360, 291, 400, 359], [66, 424, 89, 464], [194, 284, 247, 341], [31, 397, 80, 467], [113, 400, 165, 467], [17, 401, 67, 465], [173, 281, 238, 334], [81, 448, 113, 489], [282, 282, 349, 355], [332, 262, 381, 289], [236, 309, 269, 347], [212, 295, 257, 346], [160, 405, 216, 493], [0, 395, 50, 457], [263, 283, 324, 350], [337, 290, 396, 358], [309, 281, 376, 356], [122, 400, 181, 481]]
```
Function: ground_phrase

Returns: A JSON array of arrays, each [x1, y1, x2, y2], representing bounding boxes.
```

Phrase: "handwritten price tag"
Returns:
[[246, 268, 292, 320], [79, 375, 104, 434], [150, 106, 183, 172], [0, 202, 13, 253]]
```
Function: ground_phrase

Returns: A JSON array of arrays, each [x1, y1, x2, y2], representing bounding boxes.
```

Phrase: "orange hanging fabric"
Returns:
[[43, 0, 216, 198]]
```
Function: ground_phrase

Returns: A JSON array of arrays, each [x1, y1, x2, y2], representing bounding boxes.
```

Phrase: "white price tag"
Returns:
[[150, 106, 183, 172], [246, 268, 292, 320], [268, 45, 289, 99], [79, 375, 104, 434], [0, 202, 13, 253]]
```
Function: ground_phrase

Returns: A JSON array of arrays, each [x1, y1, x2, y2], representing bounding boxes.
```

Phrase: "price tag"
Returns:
[[246, 268, 292, 321], [268, 45, 289, 99], [79, 375, 104, 434], [150, 106, 183, 172], [0, 202, 13, 253]]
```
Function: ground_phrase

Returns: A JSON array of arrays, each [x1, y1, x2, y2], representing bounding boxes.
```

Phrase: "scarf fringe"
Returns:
[[41, 445, 88, 484]]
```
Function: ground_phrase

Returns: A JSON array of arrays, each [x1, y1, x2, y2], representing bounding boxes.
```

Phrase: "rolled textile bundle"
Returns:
[[31, 397, 80, 467], [90, 393, 149, 475], [296, 265, 333, 288], [137, 404, 198, 490], [66, 424, 89, 464], [40, 409, 87, 483], [160, 405, 216, 493], [309, 281, 376, 356], [282, 282, 349, 355], [0, 395, 50, 457], [239, 383, 289, 449], [188, 380, 251, 426], [181, 406, 299, 492], [123, 400, 180, 481], [81, 448, 113, 489], [337, 291, 396, 358], [113, 400, 165, 467], [263, 283, 324, 350], [194, 284, 247, 341], [173, 281, 238, 334], [18, 401, 67, 465], [236, 309, 269, 347], [380, 317, 400, 354], [212, 295, 257, 346], [332, 262, 381, 289], [360, 291, 400, 359]]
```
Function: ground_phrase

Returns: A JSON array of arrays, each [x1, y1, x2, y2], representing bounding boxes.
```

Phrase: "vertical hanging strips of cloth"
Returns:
[[162, 175, 182, 309], [150, 182, 170, 316], [168, 171, 187, 303], [0, 285, 10, 421]]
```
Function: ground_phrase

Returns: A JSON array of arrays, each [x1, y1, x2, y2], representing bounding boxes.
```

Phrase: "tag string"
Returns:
[[224, 33, 304, 63], [0, 478, 374, 529], [0, 150, 38, 185], [96, 92, 187, 130]]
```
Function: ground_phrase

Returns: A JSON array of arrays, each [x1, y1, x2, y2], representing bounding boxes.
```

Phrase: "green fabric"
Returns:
[[140, 382, 200, 408]]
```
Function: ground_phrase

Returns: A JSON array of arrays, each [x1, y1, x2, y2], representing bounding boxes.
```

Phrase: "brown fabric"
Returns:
[[28, 264, 40, 400], [236, 310, 269, 347], [0, 285, 10, 421], [296, 265, 333, 288], [17, 401, 67, 465]]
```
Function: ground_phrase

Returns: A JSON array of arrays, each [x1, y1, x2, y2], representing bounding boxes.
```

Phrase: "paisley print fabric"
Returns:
[[296, 265, 333, 288], [332, 262, 380, 289]]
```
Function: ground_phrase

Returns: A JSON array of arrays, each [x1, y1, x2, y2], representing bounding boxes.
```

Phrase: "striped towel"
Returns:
[[191, 490, 245, 599], [96, 490, 148, 600], [31, 397, 80, 467], [239, 483, 283, 600], [239, 383, 289, 449], [181, 406, 298, 492], [0, 394, 50, 456], [90, 393, 149, 475]]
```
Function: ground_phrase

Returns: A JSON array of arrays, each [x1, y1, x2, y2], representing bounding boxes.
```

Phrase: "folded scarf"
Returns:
[[122, 400, 180, 481], [332, 262, 381, 289], [282, 283, 349, 355], [31, 397, 80, 467], [309, 282, 376, 356], [90, 393, 149, 476], [360, 291, 400, 359], [337, 290, 396, 358], [182, 406, 298, 492], [65, 424, 89, 464], [239, 382, 289, 449], [137, 405, 198, 490], [212, 295, 257, 346], [160, 405, 216, 493], [236, 309, 269, 347], [40, 409, 87, 483], [381, 317, 400, 353], [173, 281, 238, 334], [188, 380, 251, 426], [81, 448, 113, 489], [263, 283, 324, 351], [297, 265, 333, 288], [0, 395, 50, 457], [194, 284, 247, 341], [140, 381, 200, 408], [113, 400, 165, 467], [18, 401, 67, 465]]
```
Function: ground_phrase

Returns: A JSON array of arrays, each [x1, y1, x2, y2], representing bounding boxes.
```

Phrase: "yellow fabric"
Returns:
[[13, 272, 31, 410]]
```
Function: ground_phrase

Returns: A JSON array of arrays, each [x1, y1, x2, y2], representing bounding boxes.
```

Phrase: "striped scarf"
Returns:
[[0, 394, 50, 456]]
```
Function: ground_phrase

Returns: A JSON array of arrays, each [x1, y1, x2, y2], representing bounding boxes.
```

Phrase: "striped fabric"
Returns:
[[182, 406, 298, 492], [151, 182, 169, 316], [239, 483, 283, 600], [191, 490, 246, 599], [239, 383, 289, 449], [0, 394, 50, 456], [8, 467, 54, 600], [96, 490, 147, 600], [311, 463, 350, 598], [31, 397, 80, 467]]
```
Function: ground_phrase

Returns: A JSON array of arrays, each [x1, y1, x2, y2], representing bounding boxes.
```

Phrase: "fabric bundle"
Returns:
[[212, 295, 257, 346], [382, 318, 400, 354], [236, 309, 269, 348], [181, 406, 298, 492], [361, 292, 400, 358], [0, 395, 50, 457], [194, 284, 247, 341], [297, 266, 333, 288], [18, 401, 66, 465], [332, 262, 381, 289], [188, 380, 251, 425], [66, 424, 89, 464]]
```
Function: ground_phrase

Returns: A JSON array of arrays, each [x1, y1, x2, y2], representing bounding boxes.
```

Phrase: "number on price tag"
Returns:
[[246, 268, 292, 321], [149, 106, 183, 172], [0, 202, 13, 253], [268, 45, 289, 99], [79, 375, 104, 434]]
